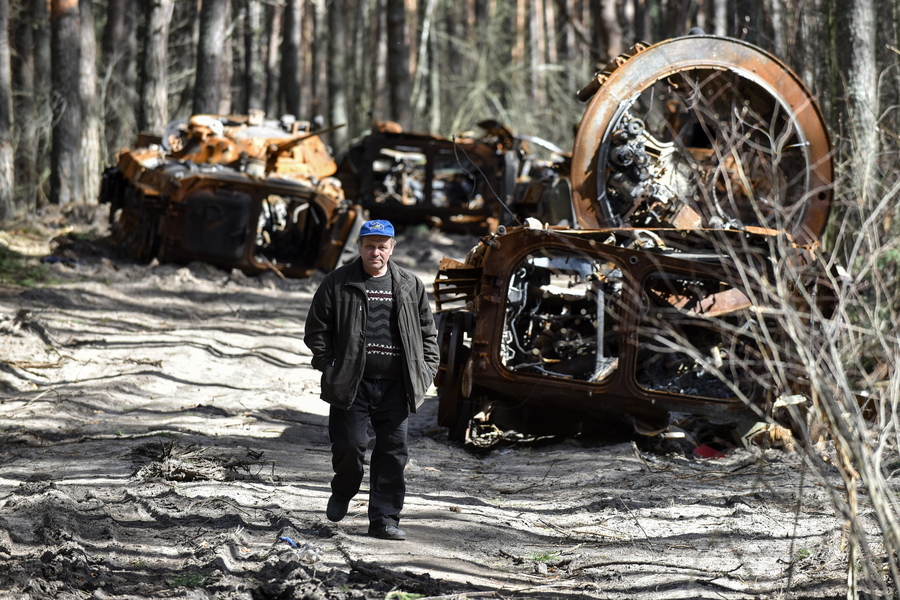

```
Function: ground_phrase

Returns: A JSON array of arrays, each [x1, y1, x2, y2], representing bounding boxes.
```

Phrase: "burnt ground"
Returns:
[[0, 206, 870, 599]]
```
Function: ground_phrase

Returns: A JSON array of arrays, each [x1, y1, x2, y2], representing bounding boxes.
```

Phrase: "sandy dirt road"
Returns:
[[0, 210, 857, 599]]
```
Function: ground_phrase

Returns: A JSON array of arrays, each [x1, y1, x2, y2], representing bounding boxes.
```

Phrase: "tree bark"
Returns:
[[0, 0, 14, 219], [139, 0, 174, 134], [80, 0, 101, 204], [193, 0, 230, 115], [386, 0, 411, 128], [33, 0, 52, 206], [309, 2, 325, 120], [243, 0, 265, 113], [102, 0, 137, 160], [264, 2, 282, 118], [596, 0, 622, 63], [50, 0, 82, 205], [847, 0, 878, 205], [280, 0, 302, 119], [12, 1, 36, 210], [327, 0, 349, 153]]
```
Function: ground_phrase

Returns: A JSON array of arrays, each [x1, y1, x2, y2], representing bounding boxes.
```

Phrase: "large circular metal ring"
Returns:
[[570, 35, 832, 244]]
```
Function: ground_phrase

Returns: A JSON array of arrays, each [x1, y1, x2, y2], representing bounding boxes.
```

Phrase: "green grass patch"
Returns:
[[0, 244, 49, 286]]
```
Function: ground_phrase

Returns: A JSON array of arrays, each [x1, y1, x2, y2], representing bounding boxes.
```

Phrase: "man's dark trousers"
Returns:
[[328, 377, 409, 528]]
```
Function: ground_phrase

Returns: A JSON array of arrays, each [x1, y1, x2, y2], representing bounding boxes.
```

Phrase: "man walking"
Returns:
[[304, 220, 439, 541]]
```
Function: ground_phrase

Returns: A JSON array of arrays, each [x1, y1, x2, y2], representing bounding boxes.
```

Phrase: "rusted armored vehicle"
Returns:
[[433, 35, 837, 442], [99, 113, 360, 277], [336, 120, 567, 233]]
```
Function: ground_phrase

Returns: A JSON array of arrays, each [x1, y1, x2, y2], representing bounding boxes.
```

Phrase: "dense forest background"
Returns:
[[0, 0, 897, 223]]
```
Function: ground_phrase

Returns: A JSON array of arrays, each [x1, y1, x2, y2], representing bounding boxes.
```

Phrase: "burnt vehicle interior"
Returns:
[[100, 113, 360, 278], [434, 35, 836, 445], [337, 120, 570, 233]]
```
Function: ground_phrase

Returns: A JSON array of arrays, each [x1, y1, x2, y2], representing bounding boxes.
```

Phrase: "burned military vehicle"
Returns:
[[99, 113, 360, 278], [433, 35, 837, 442], [336, 120, 568, 233]]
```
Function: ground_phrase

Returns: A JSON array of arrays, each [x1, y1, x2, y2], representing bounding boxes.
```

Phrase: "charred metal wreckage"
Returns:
[[336, 120, 569, 233], [433, 35, 838, 443], [99, 112, 360, 277]]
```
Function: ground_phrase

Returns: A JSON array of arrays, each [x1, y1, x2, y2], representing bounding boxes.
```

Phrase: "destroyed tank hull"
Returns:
[[433, 35, 839, 443], [99, 113, 361, 278]]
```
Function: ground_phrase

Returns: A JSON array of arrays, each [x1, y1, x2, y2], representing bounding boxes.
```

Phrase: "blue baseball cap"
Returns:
[[359, 219, 395, 237]]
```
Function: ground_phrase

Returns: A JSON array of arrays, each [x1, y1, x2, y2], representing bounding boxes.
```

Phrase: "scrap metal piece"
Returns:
[[99, 113, 360, 277]]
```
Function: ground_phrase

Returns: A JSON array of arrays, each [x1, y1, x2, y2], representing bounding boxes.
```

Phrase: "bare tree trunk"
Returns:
[[529, 0, 542, 108], [406, 0, 417, 82], [102, 0, 137, 160], [193, 0, 230, 115], [80, 0, 101, 204], [13, 4, 36, 210], [139, 0, 174, 134], [764, 0, 786, 56], [632, 0, 650, 42], [544, 0, 557, 64], [349, 0, 370, 134], [0, 0, 14, 219], [386, 0, 412, 127], [327, 0, 349, 152], [847, 0, 878, 205], [281, 0, 302, 118], [265, 2, 282, 118], [51, 0, 82, 205], [411, 0, 436, 123], [244, 0, 265, 113], [710, 0, 727, 36], [219, 3, 232, 115], [596, 0, 622, 62], [309, 3, 325, 120], [33, 0, 51, 206]]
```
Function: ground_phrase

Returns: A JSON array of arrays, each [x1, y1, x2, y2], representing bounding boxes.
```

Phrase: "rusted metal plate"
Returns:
[[99, 113, 360, 278]]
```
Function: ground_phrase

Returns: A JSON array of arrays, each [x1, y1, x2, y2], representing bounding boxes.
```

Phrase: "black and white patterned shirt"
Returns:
[[363, 271, 403, 379]]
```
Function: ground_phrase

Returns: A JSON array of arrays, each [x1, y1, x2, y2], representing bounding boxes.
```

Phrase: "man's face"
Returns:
[[359, 235, 394, 276]]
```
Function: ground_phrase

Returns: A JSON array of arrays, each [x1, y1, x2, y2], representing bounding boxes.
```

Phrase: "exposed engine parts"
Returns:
[[433, 35, 838, 445]]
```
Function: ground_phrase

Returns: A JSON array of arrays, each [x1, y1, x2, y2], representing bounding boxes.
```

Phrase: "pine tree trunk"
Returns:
[[0, 0, 14, 219], [33, 0, 51, 206], [281, 0, 302, 119], [847, 0, 878, 205], [193, 0, 230, 115], [264, 3, 282, 118], [80, 0, 101, 204], [386, 0, 411, 128], [12, 4, 36, 210], [50, 0, 83, 205], [595, 0, 622, 62], [139, 0, 174, 134], [327, 0, 349, 153], [102, 0, 137, 160], [244, 0, 265, 113]]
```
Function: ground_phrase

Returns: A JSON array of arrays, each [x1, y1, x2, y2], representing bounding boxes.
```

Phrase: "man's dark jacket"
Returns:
[[304, 257, 440, 412]]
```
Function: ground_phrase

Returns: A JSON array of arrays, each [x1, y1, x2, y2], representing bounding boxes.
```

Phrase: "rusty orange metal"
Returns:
[[99, 113, 360, 278], [570, 35, 833, 245]]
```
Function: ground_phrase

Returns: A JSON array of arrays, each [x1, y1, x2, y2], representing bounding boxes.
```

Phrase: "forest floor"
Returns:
[[0, 205, 868, 599]]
